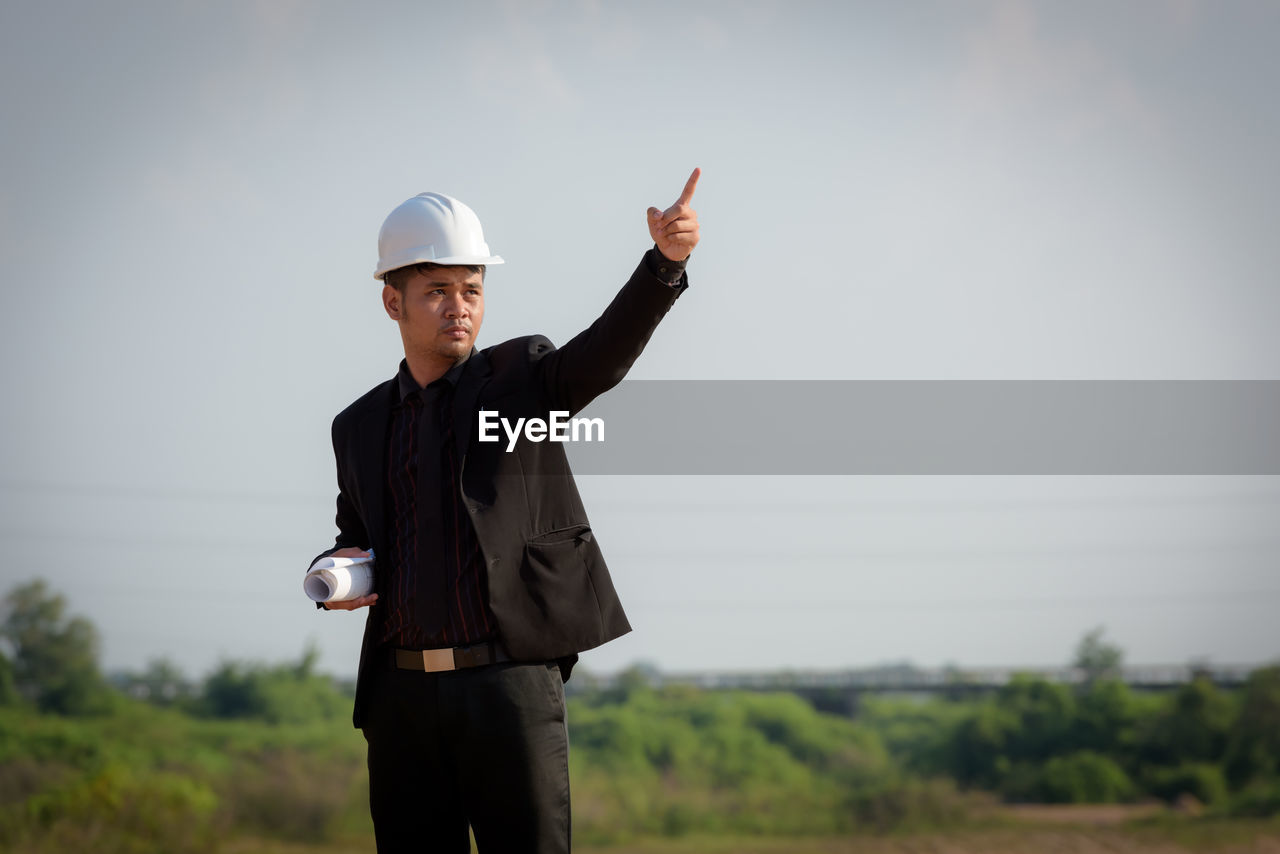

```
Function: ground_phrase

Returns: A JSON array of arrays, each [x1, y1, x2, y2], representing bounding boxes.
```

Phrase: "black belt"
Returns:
[[392, 642, 510, 673]]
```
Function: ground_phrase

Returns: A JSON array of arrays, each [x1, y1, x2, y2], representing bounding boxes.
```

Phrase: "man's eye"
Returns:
[[428, 288, 445, 295]]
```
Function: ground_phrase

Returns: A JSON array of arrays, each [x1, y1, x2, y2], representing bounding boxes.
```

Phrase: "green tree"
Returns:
[[1135, 676, 1234, 766], [1070, 678, 1139, 755], [1225, 665, 1280, 786], [0, 648, 16, 705], [0, 579, 109, 714], [995, 674, 1076, 762], [114, 657, 193, 706], [949, 703, 1018, 787], [1073, 626, 1124, 684], [1038, 751, 1134, 803], [196, 644, 349, 723], [858, 695, 968, 777]]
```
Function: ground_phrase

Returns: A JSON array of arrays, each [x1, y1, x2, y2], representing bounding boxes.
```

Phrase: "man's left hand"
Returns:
[[647, 168, 701, 262]]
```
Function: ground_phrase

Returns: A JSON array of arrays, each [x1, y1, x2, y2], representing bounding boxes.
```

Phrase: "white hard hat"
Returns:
[[374, 192, 504, 280]]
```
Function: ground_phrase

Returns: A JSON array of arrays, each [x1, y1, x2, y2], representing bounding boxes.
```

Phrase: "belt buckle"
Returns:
[[420, 648, 456, 672]]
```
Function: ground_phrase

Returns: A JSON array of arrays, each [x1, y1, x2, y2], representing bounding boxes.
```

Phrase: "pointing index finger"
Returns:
[[676, 167, 701, 205]]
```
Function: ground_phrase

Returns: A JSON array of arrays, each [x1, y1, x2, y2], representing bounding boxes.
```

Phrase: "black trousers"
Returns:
[[362, 656, 571, 853]]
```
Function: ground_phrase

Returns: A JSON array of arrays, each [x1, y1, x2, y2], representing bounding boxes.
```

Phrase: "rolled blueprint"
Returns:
[[304, 553, 375, 603]]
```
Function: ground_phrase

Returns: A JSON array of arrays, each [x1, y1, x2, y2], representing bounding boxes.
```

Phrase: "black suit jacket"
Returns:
[[316, 254, 686, 727]]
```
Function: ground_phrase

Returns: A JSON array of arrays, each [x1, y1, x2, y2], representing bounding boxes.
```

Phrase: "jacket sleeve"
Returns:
[[534, 252, 686, 414], [308, 415, 372, 609]]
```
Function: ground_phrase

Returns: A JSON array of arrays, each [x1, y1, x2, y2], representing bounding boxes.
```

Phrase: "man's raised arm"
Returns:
[[533, 168, 703, 412]]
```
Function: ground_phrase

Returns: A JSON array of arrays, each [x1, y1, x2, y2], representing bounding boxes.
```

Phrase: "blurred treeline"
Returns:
[[1, 579, 1278, 852]]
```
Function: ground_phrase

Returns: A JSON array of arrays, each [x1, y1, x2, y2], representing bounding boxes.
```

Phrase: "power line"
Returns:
[[7, 525, 1277, 562], [0, 480, 328, 506], [628, 588, 1280, 613], [5, 479, 1280, 513]]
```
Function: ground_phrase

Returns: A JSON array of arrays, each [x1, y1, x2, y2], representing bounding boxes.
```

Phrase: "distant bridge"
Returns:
[[568, 662, 1264, 710]]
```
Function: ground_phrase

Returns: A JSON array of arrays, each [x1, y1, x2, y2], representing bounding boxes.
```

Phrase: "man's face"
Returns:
[[383, 265, 485, 366]]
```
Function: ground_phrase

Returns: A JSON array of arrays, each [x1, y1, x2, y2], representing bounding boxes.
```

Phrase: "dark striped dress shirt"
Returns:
[[377, 356, 495, 649]]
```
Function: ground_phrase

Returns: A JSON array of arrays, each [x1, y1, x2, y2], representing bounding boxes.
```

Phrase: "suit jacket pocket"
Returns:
[[506, 527, 605, 658], [529, 524, 593, 546]]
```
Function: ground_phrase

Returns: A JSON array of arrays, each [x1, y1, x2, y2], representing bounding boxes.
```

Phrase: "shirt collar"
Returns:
[[395, 351, 473, 402]]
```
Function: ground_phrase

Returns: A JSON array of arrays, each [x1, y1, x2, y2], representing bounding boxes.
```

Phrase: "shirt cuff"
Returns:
[[645, 246, 688, 286]]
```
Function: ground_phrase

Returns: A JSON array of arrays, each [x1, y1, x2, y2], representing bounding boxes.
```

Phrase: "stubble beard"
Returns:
[[400, 300, 473, 366]]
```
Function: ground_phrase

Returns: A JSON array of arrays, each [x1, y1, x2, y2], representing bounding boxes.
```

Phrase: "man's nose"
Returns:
[[444, 294, 468, 317]]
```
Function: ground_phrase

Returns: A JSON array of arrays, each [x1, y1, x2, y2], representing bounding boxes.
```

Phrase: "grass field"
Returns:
[[216, 813, 1280, 854], [569, 829, 1280, 854], [220, 831, 1280, 854]]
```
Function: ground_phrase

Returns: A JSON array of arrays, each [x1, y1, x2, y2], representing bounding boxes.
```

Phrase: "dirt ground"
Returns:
[[995, 803, 1169, 825], [222, 815, 1280, 854], [576, 827, 1280, 854]]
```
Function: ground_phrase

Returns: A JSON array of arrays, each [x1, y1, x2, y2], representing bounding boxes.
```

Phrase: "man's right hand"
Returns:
[[647, 168, 701, 262], [321, 548, 379, 611]]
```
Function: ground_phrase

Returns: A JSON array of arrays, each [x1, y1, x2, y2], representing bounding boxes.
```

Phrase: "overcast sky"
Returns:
[[1, 1, 1277, 680]]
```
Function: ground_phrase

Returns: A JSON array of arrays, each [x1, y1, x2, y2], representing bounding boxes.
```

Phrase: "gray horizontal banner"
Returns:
[[532, 381, 1280, 475]]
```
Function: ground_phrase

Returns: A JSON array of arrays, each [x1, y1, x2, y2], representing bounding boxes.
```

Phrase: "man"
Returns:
[[309, 170, 701, 852]]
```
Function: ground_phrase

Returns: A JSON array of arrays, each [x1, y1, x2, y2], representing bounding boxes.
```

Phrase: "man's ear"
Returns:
[[382, 284, 402, 321]]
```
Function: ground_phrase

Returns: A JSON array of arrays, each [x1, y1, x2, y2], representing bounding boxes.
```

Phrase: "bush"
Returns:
[[1225, 665, 1280, 786], [1037, 751, 1134, 803], [1070, 679, 1140, 755], [848, 777, 981, 833], [9, 763, 218, 854], [0, 699, 371, 851], [1144, 762, 1228, 806], [567, 688, 897, 840], [195, 648, 350, 724], [0, 652, 16, 707], [995, 676, 1076, 763], [949, 704, 1018, 787], [857, 696, 968, 777], [1134, 678, 1235, 766], [1225, 779, 1280, 818], [216, 748, 366, 843]]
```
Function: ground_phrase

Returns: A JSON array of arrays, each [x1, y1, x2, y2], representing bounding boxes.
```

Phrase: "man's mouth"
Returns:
[[442, 325, 470, 338]]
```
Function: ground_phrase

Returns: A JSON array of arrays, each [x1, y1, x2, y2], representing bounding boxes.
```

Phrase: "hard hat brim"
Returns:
[[374, 254, 505, 281]]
